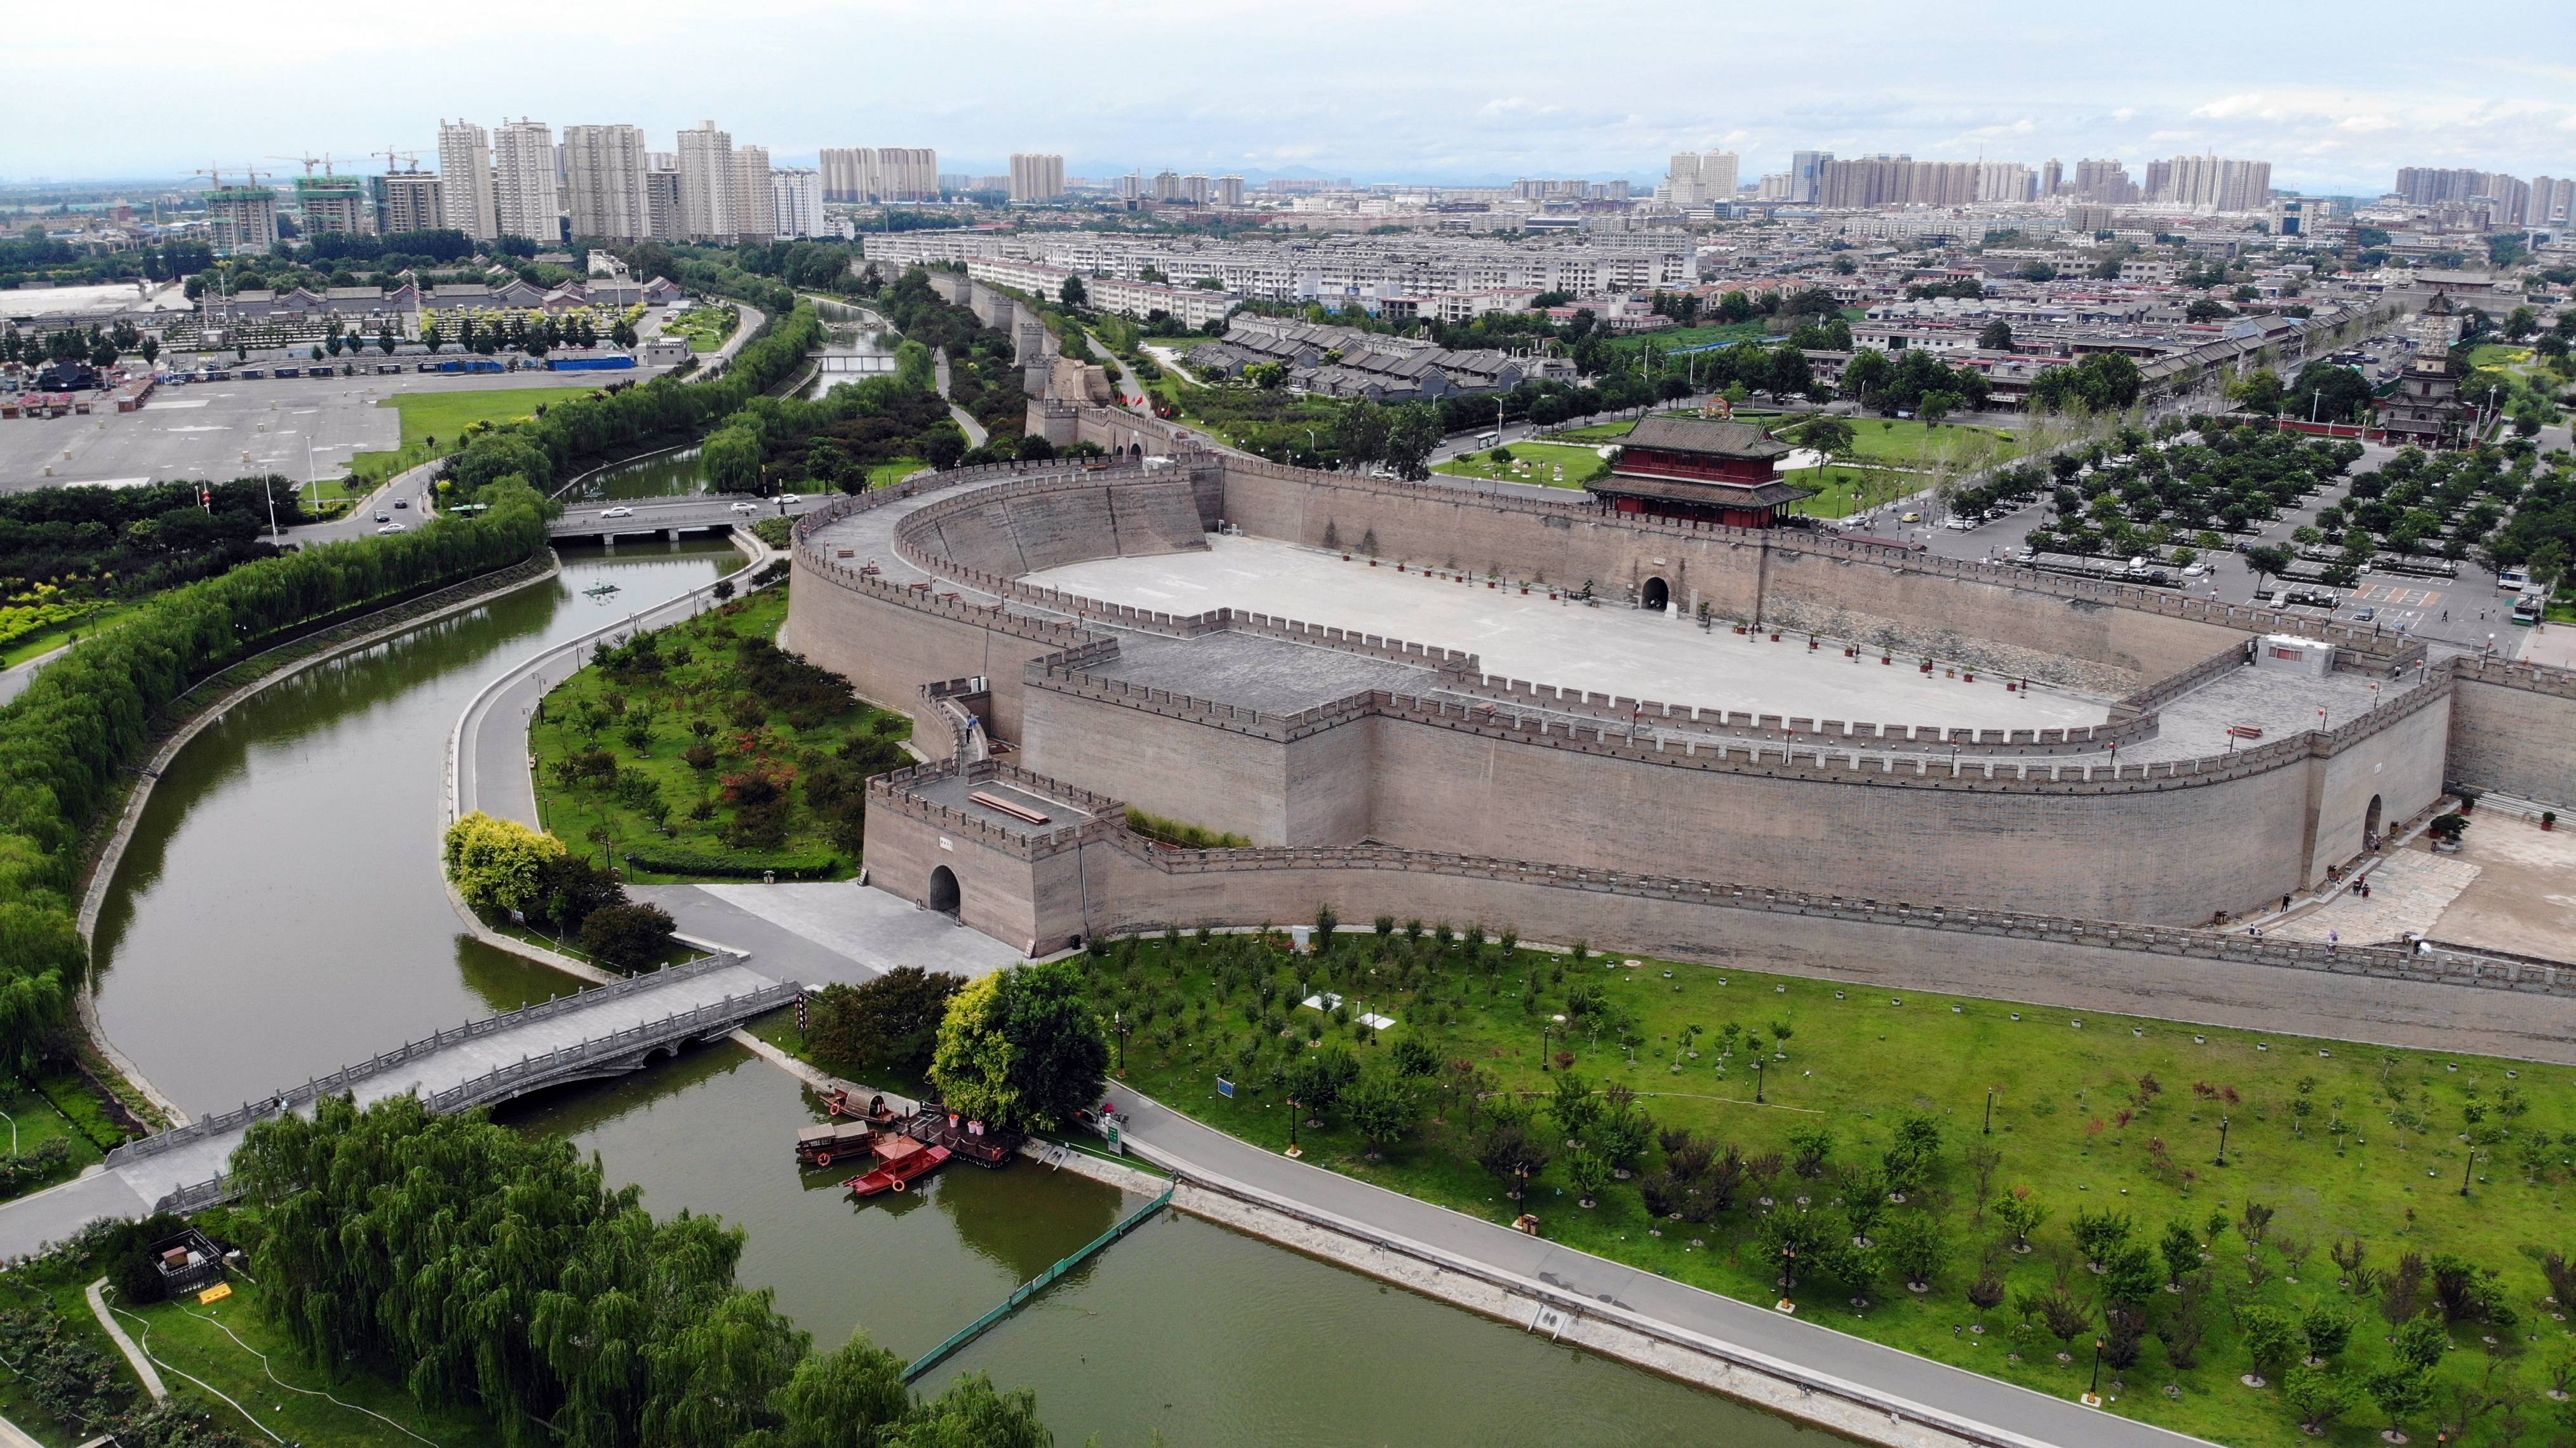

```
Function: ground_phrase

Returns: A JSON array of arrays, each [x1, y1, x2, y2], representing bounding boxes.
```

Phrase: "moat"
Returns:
[[85, 509, 1828, 1444]]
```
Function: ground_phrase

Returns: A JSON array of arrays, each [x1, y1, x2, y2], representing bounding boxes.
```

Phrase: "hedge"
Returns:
[[621, 850, 839, 881], [445, 303, 824, 501], [0, 485, 553, 1080]]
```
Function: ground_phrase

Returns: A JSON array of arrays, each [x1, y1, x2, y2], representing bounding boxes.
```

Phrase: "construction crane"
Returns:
[[189, 164, 272, 192], [377, 148, 425, 174], [270, 153, 345, 179]]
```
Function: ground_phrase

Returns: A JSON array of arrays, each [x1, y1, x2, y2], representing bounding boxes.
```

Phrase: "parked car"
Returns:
[[2354, 605, 2378, 622]]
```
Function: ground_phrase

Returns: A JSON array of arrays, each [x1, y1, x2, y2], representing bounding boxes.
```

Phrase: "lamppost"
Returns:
[[1754, 1054, 1768, 1104], [2460, 1140, 2477, 1197], [1285, 1094, 1302, 1158], [1113, 1010, 1130, 1078], [2083, 1337, 2107, 1407], [1983, 1087, 1996, 1135], [1540, 1012, 1566, 1071], [2214, 1115, 2232, 1167]]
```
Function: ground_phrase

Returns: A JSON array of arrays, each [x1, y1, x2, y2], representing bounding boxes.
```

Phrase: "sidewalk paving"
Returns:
[[1105, 1090, 2209, 1448]]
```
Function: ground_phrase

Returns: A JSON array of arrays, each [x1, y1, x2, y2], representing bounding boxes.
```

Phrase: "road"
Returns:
[[932, 352, 989, 448], [548, 492, 831, 540]]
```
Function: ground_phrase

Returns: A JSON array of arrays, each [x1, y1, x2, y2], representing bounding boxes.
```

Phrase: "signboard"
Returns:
[[197, 1282, 234, 1306], [1216, 1076, 1234, 1099], [1106, 1123, 1123, 1156]]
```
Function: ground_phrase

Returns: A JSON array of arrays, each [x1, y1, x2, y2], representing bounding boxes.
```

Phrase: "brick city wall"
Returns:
[[2445, 662, 2576, 810]]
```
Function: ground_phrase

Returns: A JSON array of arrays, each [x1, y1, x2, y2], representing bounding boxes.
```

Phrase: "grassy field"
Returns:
[[0, 1082, 106, 1202], [1432, 440, 1608, 488], [1092, 928, 2576, 1448], [116, 1281, 497, 1446], [664, 304, 739, 353], [345, 385, 605, 485], [1839, 416, 2022, 467], [0, 600, 131, 667], [866, 455, 930, 486], [1783, 464, 1921, 519], [529, 584, 909, 883]]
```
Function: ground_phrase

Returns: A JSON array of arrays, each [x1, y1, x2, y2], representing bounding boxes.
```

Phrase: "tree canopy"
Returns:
[[929, 961, 1109, 1130]]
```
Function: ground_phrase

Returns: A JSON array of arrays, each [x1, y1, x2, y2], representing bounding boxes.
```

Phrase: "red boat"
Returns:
[[843, 1136, 952, 1197]]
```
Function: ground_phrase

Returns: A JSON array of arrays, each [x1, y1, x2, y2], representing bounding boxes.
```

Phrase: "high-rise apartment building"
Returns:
[[677, 121, 737, 242], [772, 168, 822, 238], [2142, 159, 2174, 202], [730, 145, 776, 242], [1216, 175, 1245, 207], [294, 173, 373, 236], [372, 170, 444, 235], [2040, 158, 2063, 198], [2164, 154, 2272, 212], [437, 121, 499, 240], [1788, 151, 1830, 204], [203, 185, 279, 252], [2533, 177, 2574, 226], [819, 147, 941, 202], [1009, 154, 1066, 203], [645, 158, 681, 241], [492, 119, 559, 241], [562, 124, 652, 241], [1974, 162, 2034, 204], [1665, 151, 1740, 206], [2069, 159, 2136, 204], [2392, 167, 2535, 224]]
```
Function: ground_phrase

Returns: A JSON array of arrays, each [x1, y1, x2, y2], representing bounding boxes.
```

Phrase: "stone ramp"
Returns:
[[0, 958, 795, 1259]]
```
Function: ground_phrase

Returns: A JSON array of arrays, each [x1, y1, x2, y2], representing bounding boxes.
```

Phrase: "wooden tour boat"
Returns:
[[795, 1122, 883, 1169], [843, 1136, 953, 1197]]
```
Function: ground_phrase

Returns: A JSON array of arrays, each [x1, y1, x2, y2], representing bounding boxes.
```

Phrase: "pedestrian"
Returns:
[[2281, 894, 2291, 912]]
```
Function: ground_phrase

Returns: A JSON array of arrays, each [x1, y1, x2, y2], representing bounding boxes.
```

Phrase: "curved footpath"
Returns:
[[1106, 1091, 2205, 1448]]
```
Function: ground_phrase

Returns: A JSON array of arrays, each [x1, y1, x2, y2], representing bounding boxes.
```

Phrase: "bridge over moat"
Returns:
[[0, 955, 796, 1259]]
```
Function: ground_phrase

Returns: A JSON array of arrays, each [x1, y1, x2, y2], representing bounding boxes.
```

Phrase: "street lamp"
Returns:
[[1285, 1095, 1303, 1158], [1113, 1010, 1129, 1078], [2083, 1337, 2107, 1407], [2460, 1140, 2477, 1197], [2214, 1115, 2231, 1167], [1754, 1054, 1768, 1104], [1983, 1087, 1996, 1136]]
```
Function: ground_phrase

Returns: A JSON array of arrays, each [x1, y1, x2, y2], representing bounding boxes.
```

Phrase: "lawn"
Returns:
[[664, 304, 739, 353], [529, 583, 911, 883], [0, 599, 132, 667], [345, 385, 605, 485], [114, 1281, 497, 1447], [867, 455, 930, 486], [1433, 440, 1608, 489], [1783, 464, 1920, 519], [1090, 927, 2576, 1448], [1837, 416, 2023, 469], [0, 1082, 106, 1203]]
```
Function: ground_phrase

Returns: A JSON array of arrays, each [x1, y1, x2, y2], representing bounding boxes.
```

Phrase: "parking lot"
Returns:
[[0, 368, 650, 495]]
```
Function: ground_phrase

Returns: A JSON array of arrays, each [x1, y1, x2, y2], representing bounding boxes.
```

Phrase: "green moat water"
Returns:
[[86, 490, 1825, 1444]]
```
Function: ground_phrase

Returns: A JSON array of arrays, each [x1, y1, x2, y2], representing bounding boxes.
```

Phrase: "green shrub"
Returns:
[[620, 849, 838, 880], [37, 1074, 131, 1150]]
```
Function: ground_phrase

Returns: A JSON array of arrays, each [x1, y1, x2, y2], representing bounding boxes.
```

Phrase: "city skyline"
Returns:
[[6, 0, 2572, 192]]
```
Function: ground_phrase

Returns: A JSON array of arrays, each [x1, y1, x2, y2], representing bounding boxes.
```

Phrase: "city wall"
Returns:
[[793, 452, 2573, 929], [2445, 659, 2576, 810]]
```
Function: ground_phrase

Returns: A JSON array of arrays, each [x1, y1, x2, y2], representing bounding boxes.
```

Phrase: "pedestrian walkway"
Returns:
[[1104, 1092, 2206, 1448], [2270, 850, 2478, 946]]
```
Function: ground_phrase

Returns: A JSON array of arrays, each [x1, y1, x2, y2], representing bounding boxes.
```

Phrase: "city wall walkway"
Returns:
[[0, 956, 793, 1261]]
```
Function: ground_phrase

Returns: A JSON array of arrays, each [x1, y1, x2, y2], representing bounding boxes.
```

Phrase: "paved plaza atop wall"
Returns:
[[781, 443, 2576, 944]]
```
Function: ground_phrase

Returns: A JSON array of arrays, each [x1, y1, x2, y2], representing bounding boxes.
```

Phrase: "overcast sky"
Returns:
[[8, 0, 2572, 194]]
